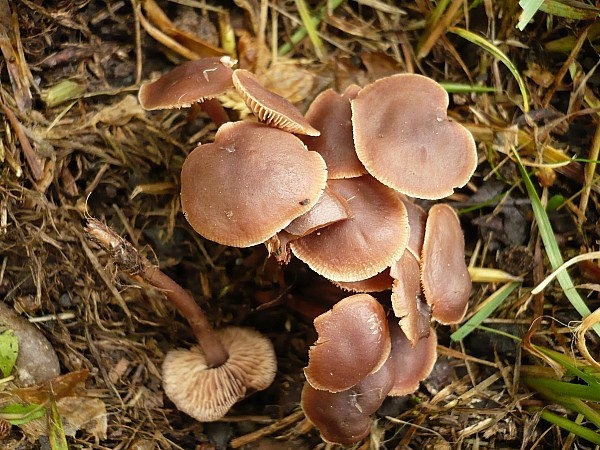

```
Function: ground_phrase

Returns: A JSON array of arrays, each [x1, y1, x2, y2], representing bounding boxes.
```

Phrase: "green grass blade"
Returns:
[[517, 0, 545, 31], [279, 0, 345, 56], [525, 377, 600, 403], [451, 282, 520, 341], [539, 1, 600, 20], [439, 82, 497, 93], [512, 149, 600, 336], [538, 409, 600, 444], [449, 27, 530, 112], [535, 346, 600, 386], [293, 0, 325, 60]]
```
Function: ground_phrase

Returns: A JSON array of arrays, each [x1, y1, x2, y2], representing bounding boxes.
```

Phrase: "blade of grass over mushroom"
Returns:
[[451, 282, 520, 342], [513, 149, 600, 336], [536, 409, 600, 445], [517, 0, 545, 31], [449, 27, 530, 112], [294, 0, 325, 60], [278, 0, 345, 56], [439, 82, 497, 94]]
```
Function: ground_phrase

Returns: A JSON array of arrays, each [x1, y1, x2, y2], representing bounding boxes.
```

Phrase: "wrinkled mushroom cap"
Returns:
[[421, 204, 471, 324], [138, 57, 234, 110], [181, 121, 327, 247], [290, 176, 409, 282], [352, 74, 477, 199], [232, 69, 320, 136], [304, 294, 390, 393], [162, 327, 276, 422]]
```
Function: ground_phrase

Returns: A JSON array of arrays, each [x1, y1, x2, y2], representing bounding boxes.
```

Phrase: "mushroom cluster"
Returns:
[[138, 58, 476, 442]]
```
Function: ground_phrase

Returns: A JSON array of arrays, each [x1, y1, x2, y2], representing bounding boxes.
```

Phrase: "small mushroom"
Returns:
[[301, 352, 396, 445], [290, 176, 409, 282], [284, 185, 351, 238], [232, 69, 320, 136], [388, 319, 437, 396], [163, 327, 276, 421], [390, 251, 432, 345], [85, 219, 277, 423], [300, 88, 367, 179], [351, 74, 477, 199], [421, 204, 471, 324], [180, 121, 327, 247], [304, 294, 390, 392], [138, 57, 235, 110]]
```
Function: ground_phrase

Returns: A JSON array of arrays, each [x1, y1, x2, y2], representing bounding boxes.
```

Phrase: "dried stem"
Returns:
[[85, 218, 229, 367]]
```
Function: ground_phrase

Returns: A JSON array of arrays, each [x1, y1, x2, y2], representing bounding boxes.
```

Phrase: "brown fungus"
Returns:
[[300, 88, 367, 179], [304, 294, 390, 393], [352, 74, 477, 199], [138, 57, 235, 110], [290, 176, 409, 282], [421, 204, 471, 324], [301, 352, 396, 445], [180, 121, 327, 247], [388, 319, 437, 397]]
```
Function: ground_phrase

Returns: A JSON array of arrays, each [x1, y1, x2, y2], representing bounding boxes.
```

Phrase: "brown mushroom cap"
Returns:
[[162, 327, 276, 422], [390, 251, 432, 346], [138, 57, 234, 110], [301, 352, 396, 445], [232, 69, 320, 136], [388, 320, 437, 396], [351, 74, 477, 199], [290, 176, 409, 282], [300, 89, 367, 179], [284, 185, 351, 237], [304, 294, 390, 393], [421, 204, 471, 324], [180, 121, 327, 247], [301, 383, 371, 445]]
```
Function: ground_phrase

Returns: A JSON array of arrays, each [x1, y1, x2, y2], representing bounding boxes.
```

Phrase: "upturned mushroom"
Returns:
[[232, 69, 320, 136], [351, 74, 477, 199], [85, 219, 276, 422]]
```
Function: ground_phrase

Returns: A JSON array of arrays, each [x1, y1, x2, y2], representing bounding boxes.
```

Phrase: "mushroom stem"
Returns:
[[85, 218, 229, 368], [199, 98, 230, 126], [142, 266, 229, 367]]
